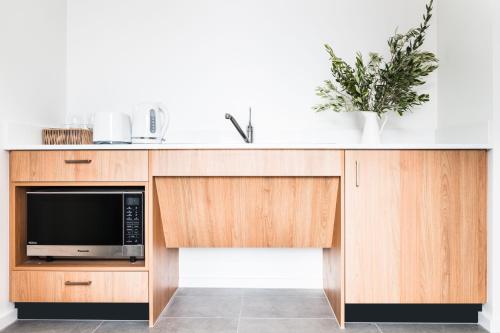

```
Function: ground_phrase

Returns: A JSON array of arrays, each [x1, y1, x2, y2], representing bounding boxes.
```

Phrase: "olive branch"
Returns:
[[314, 0, 438, 116]]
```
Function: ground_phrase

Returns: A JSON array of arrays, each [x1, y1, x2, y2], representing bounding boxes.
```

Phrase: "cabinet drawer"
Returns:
[[10, 271, 148, 303], [10, 150, 148, 182]]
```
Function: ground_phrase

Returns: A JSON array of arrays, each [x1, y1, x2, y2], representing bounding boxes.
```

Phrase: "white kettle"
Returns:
[[132, 103, 169, 144]]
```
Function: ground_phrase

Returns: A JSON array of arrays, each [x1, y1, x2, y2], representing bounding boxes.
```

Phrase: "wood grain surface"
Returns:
[[11, 271, 148, 303], [323, 151, 345, 327], [10, 150, 148, 181], [155, 176, 339, 248], [150, 150, 343, 176], [345, 150, 487, 304], [149, 180, 179, 326]]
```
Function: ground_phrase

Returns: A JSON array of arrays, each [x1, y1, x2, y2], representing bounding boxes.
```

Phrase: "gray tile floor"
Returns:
[[0, 288, 489, 333]]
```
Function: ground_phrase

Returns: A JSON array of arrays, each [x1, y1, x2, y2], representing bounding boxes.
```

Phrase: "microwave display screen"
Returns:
[[27, 193, 123, 246], [126, 197, 140, 206]]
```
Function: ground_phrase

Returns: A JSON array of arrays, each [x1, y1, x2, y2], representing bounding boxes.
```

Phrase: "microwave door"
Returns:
[[27, 192, 124, 258]]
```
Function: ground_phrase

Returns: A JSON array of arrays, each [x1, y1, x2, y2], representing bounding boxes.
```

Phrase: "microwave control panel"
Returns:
[[124, 193, 144, 245]]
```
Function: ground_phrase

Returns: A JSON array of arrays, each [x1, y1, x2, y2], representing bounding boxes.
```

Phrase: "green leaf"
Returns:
[[313, 1, 437, 116]]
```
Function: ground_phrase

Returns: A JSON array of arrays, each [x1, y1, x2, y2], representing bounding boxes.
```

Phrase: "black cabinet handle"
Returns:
[[64, 159, 92, 164], [64, 281, 92, 286]]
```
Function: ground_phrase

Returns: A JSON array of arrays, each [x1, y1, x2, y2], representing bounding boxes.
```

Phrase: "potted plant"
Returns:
[[314, 0, 438, 144]]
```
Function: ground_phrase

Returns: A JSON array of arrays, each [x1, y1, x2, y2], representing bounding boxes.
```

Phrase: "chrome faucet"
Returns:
[[225, 108, 253, 143]]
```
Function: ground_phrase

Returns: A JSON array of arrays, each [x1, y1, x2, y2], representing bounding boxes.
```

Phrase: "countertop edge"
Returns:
[[2, 143, 493, 151]]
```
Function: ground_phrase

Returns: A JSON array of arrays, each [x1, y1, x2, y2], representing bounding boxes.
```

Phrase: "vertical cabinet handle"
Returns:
[[64, 281, 92, 286], [64, 159, 92, 164], [355, 160, 360, 187]]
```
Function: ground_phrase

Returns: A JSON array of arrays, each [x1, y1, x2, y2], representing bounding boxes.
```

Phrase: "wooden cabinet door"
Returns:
[[345, 150, 487, 304], [155, 176, 339, 248], [345, 150, 402, 303]]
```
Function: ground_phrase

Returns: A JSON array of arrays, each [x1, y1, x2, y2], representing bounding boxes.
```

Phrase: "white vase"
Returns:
[[358, 111, 388, 144]]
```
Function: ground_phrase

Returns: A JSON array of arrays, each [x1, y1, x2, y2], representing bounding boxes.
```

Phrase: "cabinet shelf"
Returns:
[[14, 259, 147, 272]]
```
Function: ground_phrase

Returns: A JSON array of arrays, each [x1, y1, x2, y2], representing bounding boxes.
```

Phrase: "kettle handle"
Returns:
[[157, 106, 169, 142]]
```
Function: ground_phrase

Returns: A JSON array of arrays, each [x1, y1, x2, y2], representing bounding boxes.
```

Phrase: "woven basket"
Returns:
[[42, 128, 93, 145]]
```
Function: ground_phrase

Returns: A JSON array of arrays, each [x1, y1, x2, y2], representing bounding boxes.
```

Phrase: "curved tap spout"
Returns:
[[225, 109, 253, 143]]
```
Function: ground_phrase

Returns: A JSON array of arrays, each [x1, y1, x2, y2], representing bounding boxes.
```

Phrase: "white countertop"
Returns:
[[2, 143, 492, 150]]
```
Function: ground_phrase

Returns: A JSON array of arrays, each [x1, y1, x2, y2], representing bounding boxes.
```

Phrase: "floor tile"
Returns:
[[155, 317, 238, 333], [175, 288, 245, 297], [440, 325, 490, 333], [378, 323, 488, 333], [1, 320, 101, 333], [93, 321, 150, 333], [163, 296, 242, 318], [243, 288, 326, 298], [238, 319, 379, 333], [343, 323, 383, 332], [239, 318, 331, 333], [241, 295, 334, 318]]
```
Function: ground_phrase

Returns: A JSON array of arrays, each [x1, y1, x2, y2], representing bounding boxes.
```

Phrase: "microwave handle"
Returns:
[[65, 281, 92, 286], [64, 159, 92, 164]]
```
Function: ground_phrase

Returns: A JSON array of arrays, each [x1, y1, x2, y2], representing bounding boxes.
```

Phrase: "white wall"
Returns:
[[0, 0, 67, 128], [66, 0, 437, 144], [65, 0, 437, 288], [0, 0, 67, 328], [436, 0, 493, 143], [0, 130, 13, 330], [180, 249, 322, 288], [480, 1, 500, 331]]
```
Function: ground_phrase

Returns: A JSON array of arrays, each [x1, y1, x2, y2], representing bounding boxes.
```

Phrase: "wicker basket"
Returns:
[[42, 128, 93, 145]]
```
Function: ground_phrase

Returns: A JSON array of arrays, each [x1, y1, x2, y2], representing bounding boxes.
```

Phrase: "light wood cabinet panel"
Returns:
[[345, 150, 487, 304], [110, 272, 149, 302], [155, 176, 339, 247], [10, 150, 148, 182], [10, 270, 59, 302], [11, 271, 148, 303], [150, 150, 343, 176], [399, 151, 487, 303], [323, 173, 345, 327], [345, 151, 402, 303], [149, 185, 179, 325]]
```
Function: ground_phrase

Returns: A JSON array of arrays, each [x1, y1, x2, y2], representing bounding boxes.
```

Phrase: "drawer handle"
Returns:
[[64, 159, 92, 164], [64, 281, 92, 286], [355, 160, 360, 187]]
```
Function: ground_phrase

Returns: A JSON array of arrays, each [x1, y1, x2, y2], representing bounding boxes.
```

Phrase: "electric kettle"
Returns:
[[131, 103, 169, 144]]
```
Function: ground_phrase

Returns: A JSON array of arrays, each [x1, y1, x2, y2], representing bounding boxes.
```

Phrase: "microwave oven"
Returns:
[[26, 188, 144, 260]]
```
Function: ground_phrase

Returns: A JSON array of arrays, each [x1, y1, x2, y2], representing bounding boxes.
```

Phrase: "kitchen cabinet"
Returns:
[[7, 147, 489, 328], [345, 150, 487, 304], [155, 176, 339, 247], [9, 149, 172, 327], [151, 150, 343, 248], [150, 149, 343, 176], [11, 271, 148, 303], [10, 150, 148, 182]]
